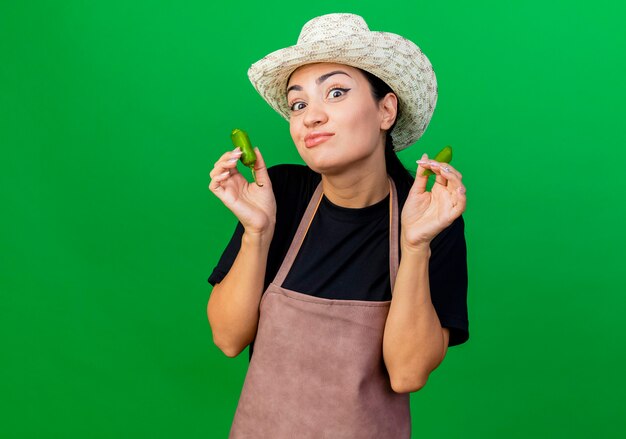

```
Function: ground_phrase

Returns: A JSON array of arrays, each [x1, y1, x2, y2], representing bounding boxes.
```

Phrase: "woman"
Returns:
[[207, 13, 469, 438]]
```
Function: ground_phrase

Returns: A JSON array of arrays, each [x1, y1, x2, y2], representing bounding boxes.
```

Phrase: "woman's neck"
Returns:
[[320, 161, 390, 209]]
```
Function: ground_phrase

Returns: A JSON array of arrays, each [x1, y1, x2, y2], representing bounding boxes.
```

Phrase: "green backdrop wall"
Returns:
[[2, 0, 625, 437]]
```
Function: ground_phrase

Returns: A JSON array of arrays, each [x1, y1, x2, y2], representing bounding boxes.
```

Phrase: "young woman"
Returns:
[[207, 13, 469, 438]]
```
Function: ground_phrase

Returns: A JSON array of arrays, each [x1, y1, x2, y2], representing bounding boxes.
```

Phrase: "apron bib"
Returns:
[[229, 177, 410, 439]]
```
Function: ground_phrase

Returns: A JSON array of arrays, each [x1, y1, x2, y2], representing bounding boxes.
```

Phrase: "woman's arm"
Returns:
[[386, 156, 467, 392], [207, 229, 274, 357], [207, 147, 276, 358], [382, 242, 450, 393]]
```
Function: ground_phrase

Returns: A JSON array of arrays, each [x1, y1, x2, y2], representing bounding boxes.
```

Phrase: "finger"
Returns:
[[251, 147, 271, 187], [451, 189, 467, 214], [416, 156, 444, 179], [411, 153, 429, 195], [209, 148, 243, 179], [452, 184, 467, 208], [435, 167, 447, 187], [422, 160, 447, 187], [208, 170, 230, 192], [216, 147, 243, 165], [439, 163, 462, 180], [441, 165, 467, 212], [439, 163, 465, 192], [427, 160, 462, 188]]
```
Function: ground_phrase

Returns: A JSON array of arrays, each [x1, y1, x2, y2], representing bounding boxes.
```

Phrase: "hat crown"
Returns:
[[297, 13, 370, 44]]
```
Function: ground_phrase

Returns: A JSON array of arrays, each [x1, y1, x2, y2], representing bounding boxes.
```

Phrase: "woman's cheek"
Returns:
[[289, 123, 300, 148]]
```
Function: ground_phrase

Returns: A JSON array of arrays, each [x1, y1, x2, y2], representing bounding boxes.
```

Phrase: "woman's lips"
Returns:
[[304, 133, 334, 148]]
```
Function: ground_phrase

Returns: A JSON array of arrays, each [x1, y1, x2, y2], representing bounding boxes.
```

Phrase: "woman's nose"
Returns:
[[303, 101, 328, 127]]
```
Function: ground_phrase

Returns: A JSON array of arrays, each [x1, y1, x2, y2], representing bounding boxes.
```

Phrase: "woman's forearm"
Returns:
[[207, 229, 274, 357], [382, 241, 447, 393]]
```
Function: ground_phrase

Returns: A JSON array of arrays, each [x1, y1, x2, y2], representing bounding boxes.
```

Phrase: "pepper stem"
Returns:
[[251, 168, 263, 187]]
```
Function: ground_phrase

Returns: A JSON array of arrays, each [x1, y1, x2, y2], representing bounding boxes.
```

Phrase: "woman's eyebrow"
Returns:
[[287, 84, 303, 94], [317, 70, 351, 84], [287, 70, 352, 94]]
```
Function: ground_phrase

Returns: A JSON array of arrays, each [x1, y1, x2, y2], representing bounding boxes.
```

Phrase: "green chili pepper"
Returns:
[[230, 128, 262, 187], [422, 145, 453, 177]]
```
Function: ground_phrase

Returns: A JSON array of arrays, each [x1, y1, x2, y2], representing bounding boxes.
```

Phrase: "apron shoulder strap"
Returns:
[[272, 182, 324, 286], [388, 177, 399, 292]]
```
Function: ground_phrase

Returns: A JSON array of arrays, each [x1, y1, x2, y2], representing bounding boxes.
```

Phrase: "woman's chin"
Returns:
[[304, 160, 351, 176]]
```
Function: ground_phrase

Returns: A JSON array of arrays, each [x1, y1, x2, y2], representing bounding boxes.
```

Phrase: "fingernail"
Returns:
[[228, 157, 239, 162], [232, 147, 241, 153], [416, 160, 427, 165], [220, 171, 229, 177], [430, 162, 439, 167]]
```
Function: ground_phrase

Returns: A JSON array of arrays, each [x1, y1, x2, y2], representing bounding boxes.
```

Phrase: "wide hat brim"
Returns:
[[247, 14, 438, 151]]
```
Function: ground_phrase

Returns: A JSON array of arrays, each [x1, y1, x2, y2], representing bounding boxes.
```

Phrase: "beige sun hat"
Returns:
[[247, 13, 438, 151]]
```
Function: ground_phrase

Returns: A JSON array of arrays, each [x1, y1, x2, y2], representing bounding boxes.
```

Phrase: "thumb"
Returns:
[[411, 153, 429, 195], [252, 147, 271, 187]]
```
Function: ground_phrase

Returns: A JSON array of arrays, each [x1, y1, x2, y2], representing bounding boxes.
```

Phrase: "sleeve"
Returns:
[[428, 214, 470, 347], [206, 165, 286, 287], [207, 220, 244, 287]]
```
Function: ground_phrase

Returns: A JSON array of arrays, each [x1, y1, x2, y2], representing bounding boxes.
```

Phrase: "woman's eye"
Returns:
[[327, 88, 350, 99], [290, 101, 306, 111]]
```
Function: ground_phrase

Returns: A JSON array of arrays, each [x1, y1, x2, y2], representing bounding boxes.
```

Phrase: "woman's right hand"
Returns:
[[208, 147, 277, 235]]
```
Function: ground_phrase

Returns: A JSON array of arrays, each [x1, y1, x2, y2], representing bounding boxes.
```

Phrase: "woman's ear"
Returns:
[[380, 92, 398, 130]]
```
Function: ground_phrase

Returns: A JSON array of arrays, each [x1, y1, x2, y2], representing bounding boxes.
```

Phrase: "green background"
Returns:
[[2, 0, 625, 437]]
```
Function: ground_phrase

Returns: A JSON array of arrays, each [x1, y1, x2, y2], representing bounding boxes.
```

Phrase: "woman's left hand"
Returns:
[[400, 153, 467, 250]]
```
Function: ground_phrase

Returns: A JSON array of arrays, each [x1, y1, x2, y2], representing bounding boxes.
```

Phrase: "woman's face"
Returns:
[[286, 63, 396, 175]]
